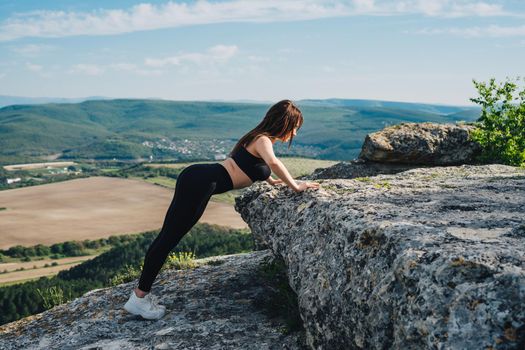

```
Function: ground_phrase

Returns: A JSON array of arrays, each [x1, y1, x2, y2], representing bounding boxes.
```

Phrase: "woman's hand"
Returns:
[[293, 181, 320, 193], [266, 177, 284, 186]]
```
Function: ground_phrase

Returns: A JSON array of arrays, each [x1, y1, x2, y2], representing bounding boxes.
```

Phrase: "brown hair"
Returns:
[[229, 99, 303, 157]]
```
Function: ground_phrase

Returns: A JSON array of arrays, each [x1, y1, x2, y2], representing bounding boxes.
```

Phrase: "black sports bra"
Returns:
[[231, 145, 271, 182]]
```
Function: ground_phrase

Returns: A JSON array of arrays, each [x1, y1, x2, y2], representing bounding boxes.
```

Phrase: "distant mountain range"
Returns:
[[0, 95, 479, 111], [298, 98, 479, 115], [0, 95, 114, 108], [0, 98, 481, 165], [0, 95, 277, 108]]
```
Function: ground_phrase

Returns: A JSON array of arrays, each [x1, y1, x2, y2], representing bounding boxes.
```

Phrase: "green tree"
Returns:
[[469, 77, 525, 166]]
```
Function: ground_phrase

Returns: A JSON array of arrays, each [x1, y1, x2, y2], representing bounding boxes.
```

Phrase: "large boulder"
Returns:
[[235, 164, 525, 349], [358, 122, 482, 165]]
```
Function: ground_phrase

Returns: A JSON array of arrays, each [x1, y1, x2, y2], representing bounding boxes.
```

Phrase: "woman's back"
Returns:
[[230, 143, 271, 183], [220, 135, 271, 189]]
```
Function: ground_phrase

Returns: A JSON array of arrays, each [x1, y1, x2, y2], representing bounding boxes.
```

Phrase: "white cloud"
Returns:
[[24, 62, 55, 78], [25, 62, 43, 72], [353, 0, 376, 13], [392, 0, 507, 18], [134, 69, 163, 77], [208, 44, 238, 60], [414, 24, 525, 37], [9, 43, 56, 56], [247, 55, 270, 63], [322, 65, 335, 73], [109, 62, 163, 76], [0, 0, 518, 41], [277, 48, 299, 54], [447, 2, 503, 17], [145, 44, 238, 67], [109, 62, 138, 71], [144, 56, 180, 67], [69, 63, 104, 76], [66, 61, 163, 77]]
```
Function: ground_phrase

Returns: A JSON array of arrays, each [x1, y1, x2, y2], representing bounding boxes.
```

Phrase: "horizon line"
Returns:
[[0, 94, 479, 108]]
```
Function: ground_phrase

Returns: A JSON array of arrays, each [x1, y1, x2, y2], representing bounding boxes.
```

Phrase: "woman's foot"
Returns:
[[123, 289, 166, 320]]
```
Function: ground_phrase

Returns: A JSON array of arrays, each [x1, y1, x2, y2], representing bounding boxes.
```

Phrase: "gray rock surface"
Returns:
[[306, 158, 420, 180], [0, 250, 307, 350], [235, 164, 525, 349], [358, 122, 481, 165]]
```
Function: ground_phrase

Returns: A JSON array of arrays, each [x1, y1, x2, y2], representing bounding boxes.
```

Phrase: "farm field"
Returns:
[[0, 255, 97, 285], [0, 156, 337, 250], [0, 176, 247, 250]]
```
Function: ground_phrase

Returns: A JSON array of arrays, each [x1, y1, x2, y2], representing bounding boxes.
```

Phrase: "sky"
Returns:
[[0, 0, 524, 106]]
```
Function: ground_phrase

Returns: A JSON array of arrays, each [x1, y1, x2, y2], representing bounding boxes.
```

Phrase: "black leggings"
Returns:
[[138, 163, 233, 292]]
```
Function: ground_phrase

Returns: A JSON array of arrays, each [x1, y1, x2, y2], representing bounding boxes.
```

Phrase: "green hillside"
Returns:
[[0, 99, 481, 165]]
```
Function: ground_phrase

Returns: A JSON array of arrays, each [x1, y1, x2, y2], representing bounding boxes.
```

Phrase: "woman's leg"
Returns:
[[137, 165, 217, 293]]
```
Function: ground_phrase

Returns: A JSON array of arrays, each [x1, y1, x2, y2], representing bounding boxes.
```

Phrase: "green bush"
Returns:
[[469, 77, 525, 166], [109, 263, 143, 286], [164, 251, 197, 270], [5, 245, 26, 258], [36, 285, 73, 309]]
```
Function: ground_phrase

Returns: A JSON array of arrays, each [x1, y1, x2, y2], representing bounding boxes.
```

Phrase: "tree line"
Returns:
[[0, 234, 138, 262]]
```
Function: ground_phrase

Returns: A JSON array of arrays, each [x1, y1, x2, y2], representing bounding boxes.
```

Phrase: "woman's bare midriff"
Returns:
[[219, 158, 253, 190], [218, 140, 264, 190]]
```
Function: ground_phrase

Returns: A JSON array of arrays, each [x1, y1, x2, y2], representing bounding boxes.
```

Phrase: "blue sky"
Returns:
[[0, 0, 524, 106]]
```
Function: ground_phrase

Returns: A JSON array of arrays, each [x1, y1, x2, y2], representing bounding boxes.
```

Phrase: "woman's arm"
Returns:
[[256, 136, 300, 192]]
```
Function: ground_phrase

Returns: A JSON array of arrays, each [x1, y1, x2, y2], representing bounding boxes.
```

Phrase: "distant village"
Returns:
[[141, 137, 232, 161], [141, 137, 321, 161]]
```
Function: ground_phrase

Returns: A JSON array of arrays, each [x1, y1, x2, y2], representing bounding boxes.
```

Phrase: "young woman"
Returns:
[[124, 99, 320, 319]]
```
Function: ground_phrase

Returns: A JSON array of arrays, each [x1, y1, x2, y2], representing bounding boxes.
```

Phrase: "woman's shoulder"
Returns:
[[247, 134, 273, 159], [253, 134, 272, 144]]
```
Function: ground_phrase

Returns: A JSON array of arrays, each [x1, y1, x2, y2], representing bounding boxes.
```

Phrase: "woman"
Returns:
[[124, 99, 320, 319]]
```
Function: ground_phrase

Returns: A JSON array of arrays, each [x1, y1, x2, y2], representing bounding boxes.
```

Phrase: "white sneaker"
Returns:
[[123, 290, 166, 320]]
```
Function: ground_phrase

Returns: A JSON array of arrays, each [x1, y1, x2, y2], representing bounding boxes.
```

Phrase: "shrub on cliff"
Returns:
[[469, 76, 525, 167]]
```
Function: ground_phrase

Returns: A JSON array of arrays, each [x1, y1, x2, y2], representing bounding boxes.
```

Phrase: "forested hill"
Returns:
[[0, 99, 480, 165]]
